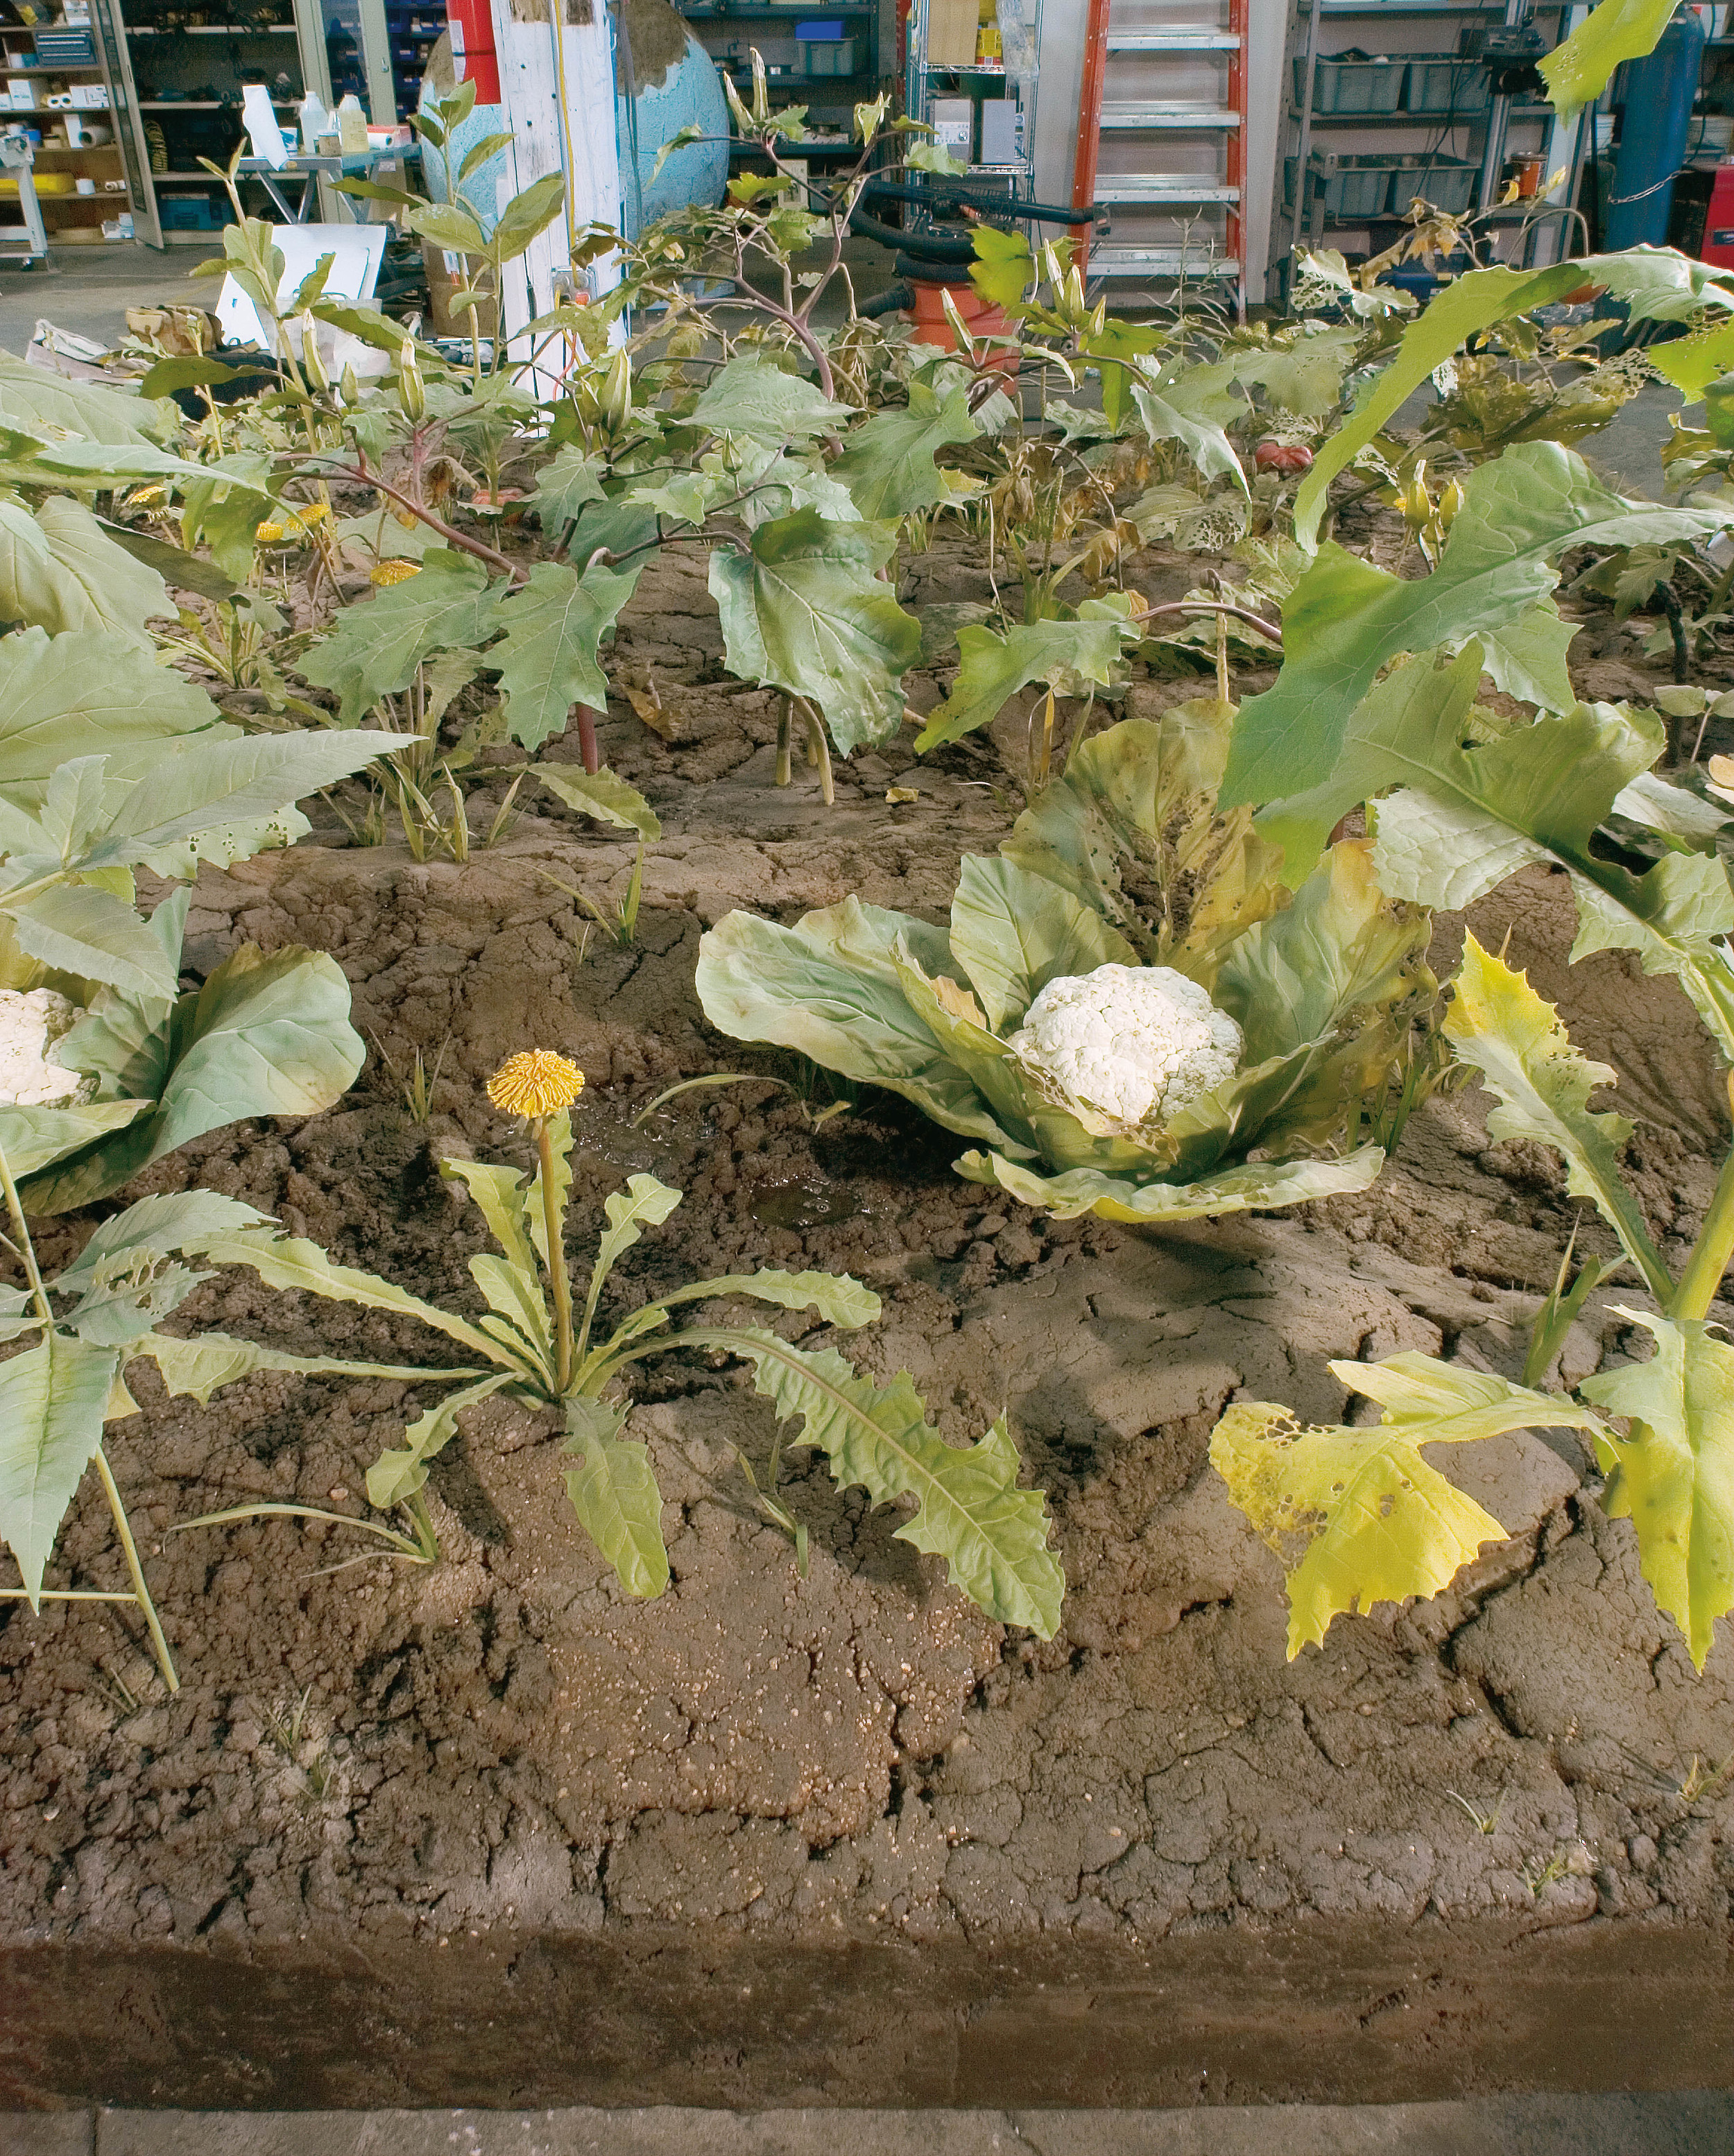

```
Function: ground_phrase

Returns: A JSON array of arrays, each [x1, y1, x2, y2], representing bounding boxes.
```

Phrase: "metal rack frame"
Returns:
[[902, 0, 1043, 217]]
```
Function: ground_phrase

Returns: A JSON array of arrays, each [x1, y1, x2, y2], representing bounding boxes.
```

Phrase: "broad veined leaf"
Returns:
[[0, 628, 224, 810], [0, 1100, 147, 1181], [694, 899, 1024, 1153], [96, 519, 241, 604], [830, 382, 981, 520], [537, 763, 661, 838], [1226, 442, 1732, 811], [530, 445, 608, 532], [1649, 313, 1734, 405], [708, 508, 921, 755], [197, 1229, 501, 1362], [1583, 1308, 1734, 1670], [491, 169, 567, 262], [1465, 600, 1579, 714], [1131, 363, 1248, 493], [1230, 325, 1362, 418], [366, 1370, 514, 1509], [947, 853, 1137, 1032], [1567, 848, 1734, 1061], [297, 549, 503, 724], [1211, 1351, 1600, 1656], [561, 1396, 669, 1598], [1540, 0, 1679, 120], [968, 225, 1033, 311], [0, 352, 177, 447], [615, 1265, 881, 1342], [492, 559, 644, 752], [680, 1327, 1063, 1634], [7, 883, 180, 1000], [49, 885, 186, 1107], [22, 946, 366, 1214], [0, 497, 170, 645], [139, 1329, 477, 1406], [55, 1191, 271, 1290], [1443, 932, 1672, 1297], [692, 357, 855, 446], [0, 1330, 119, 1604], [915, 602, 1142, 753], [406, 200, 488, 255], [1294, 252, 1734, 544], [958, 1142, 1385, 1224]]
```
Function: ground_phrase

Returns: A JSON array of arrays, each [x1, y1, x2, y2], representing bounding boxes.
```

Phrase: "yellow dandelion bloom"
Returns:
[[486, 1050, 585, 1118], [130, 484, 168, 509], [255, 520, 286, 543], [293, 500, 331, 525], [370, 558, 422, 586]]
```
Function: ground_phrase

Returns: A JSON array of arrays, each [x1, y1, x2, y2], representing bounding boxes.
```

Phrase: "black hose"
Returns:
[[857, 178, 1104, 225], [848, 205, 978, 261], [859, 280, 915, 319]]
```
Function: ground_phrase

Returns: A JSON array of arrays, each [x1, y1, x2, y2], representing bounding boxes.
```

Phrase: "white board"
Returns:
[[216, 223, 388, 351]]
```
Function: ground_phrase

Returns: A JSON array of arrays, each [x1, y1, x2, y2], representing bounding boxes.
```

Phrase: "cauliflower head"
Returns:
[[0, 989, 90, 1109], [1007, 964, 1242, 1136]]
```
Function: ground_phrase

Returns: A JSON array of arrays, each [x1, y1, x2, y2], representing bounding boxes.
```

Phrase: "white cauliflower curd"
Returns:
[[0, 989, 89, 1108], [1008, 963, 1242, 1136]]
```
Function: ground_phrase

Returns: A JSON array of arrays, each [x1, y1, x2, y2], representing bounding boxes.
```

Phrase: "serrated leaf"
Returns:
[[536, 764, 662, 838], [692, 357, 854, 447], [531, 446, 608, 533], [562, 1396, 669, 1597], [1227, 442, 1731, 813], [709, 508, 921, 755], [1540, 0, 1679, 120], [57, 1192, 271, 1290], [187, 1230, 501, 1364], [968, 226, 1033, 312], [492, 560, 644, 753], [915, 606, 1141, 753], [367, 1370, 513, 1509], [1294, 254, 1734, 546], [1582, 1308, 1734, 1669], [959, 1142, 1386, 1225], [0, 497, 169, 646], [1467, 600, 1580, 713], [0, 1331, 119, 1604], [8, 884, 180, 999], [1231, 326, 1361, 418], [619, 1265, 880, 1339], [298, 549, 502, 725], [22, 946, 366, 1215], [1443, 932, 1672, 1297], [1211, 1351, 1599, 1657], [1131, 364, 1247, 494], [0, 628, 224, 810], [830, 382, 981, 520], [139, 1329, 474, 1406], [683, 1327, 1061, 1634]]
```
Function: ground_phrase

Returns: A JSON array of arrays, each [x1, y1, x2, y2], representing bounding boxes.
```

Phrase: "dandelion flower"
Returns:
[[293, 500, 331, 525], [487, 1050, 584, 1118], [255, 520, 286, 544], [370, 558, 422, 586]]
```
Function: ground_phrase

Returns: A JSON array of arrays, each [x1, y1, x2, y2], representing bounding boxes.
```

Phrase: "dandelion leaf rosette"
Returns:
[[697, 713, 1435, 1222]]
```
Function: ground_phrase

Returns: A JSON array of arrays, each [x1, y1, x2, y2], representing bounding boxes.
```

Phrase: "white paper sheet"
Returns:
[[241, 83, 288, 168]]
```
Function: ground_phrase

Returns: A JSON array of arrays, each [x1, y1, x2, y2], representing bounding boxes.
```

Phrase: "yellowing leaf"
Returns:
[[1583, 1308, 1734, 1670], [1211, 1353, 1599, 1656]]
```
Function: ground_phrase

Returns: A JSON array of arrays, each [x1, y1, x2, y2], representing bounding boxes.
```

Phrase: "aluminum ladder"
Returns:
[[1070, 0, 1248, 296]]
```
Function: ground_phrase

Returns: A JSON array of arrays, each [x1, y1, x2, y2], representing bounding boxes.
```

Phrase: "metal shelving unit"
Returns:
[[903, 0, 1042, 209], [1271, 0, 1588, 297], [680, 0, 898, 167]]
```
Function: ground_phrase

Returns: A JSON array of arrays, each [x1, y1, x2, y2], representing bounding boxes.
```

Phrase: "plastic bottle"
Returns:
[[335, 94, 369, 155], [299, 89, 327, 153]]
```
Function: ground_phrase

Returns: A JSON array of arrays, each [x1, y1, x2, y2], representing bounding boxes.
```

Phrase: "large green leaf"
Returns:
[[196, 1228, 501, 1362], [1131, 363, 1247, 493], [1294, 253, 1734, 545], [1211, 1352, 1599, 1657], [695, 900, 1024, 1153], [0, 1331, 119, 1605], [561, 1396, 669, 1598], [297, 549, 503, 724], [8, 884, 180, 1000], [1468, 601, 1579, 714], [536, 764, 661, 839], [492, 560, 644, 753], [1583, 1308, 1734, 1670], [0, 353, 176, 447], [0, 1100, 147, 1181], [492, 169, 567, 263], [1443, 932, 1672, 1299], [830, 382, 981, 520], [0, 629, 225, 810], [366, 1370, 514, 1510], [531, 446, 608, 533], [0, 497, 169, 645], [958, 1142, 1385, 1225], [692, 357, 855, 446], [708, 508, 921, 755], [947, 853, 1136, 1032], [23, 946, 366, 1214], [1226, 442, 1731, 811], [681, 1327, 1062, 1635], [1540, 0, 1679, 120], [915, 602, 1142, 754]]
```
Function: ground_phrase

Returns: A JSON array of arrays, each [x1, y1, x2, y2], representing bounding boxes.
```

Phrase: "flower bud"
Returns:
[[397, 337, 426, 423]]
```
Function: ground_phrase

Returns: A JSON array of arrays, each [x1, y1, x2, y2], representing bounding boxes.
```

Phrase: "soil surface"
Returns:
[[2, 547, 1732, 2110]]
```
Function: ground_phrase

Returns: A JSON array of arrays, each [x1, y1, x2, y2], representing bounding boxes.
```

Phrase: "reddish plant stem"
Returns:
[[302, 456, 524, 582], [576, 705, 601, 773]]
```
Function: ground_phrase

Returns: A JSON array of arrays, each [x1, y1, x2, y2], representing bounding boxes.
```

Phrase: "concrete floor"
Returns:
[[0, 241, 223, 354], [1, 2098, 1732, 2155]]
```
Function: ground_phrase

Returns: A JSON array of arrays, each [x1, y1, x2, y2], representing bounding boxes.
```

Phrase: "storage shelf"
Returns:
[[128, 22, 297, 33], [137, 97, 296, 108], [1286, 103, 1561, 126]]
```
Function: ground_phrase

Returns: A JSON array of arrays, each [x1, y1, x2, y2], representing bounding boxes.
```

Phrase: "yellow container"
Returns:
[[1, 172, 76, 195]]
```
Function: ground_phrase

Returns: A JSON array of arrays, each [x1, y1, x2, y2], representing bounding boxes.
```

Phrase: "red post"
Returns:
[[1069, 0, 1112, 268]]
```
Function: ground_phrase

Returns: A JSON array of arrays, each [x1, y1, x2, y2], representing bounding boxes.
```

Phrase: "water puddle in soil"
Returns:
[[749, 1177, 862, 1231]]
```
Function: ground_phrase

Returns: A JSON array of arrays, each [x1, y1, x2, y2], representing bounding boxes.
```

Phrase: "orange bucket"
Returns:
[[909, 280, 1020, 373]]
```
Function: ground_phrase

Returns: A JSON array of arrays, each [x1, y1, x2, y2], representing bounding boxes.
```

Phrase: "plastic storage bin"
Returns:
[[1405, 55, 1491, 117], [1287, 153, 1398, 219], [1386, 153, 1477, 214], [802, 37, 856, 74], [1296, 54, 1405, 114]]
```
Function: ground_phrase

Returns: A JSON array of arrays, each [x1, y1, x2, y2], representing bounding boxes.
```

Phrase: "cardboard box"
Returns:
[[925, 0, 978, 70], [70, 85, 109, 108], [7, 79, 37, 111]]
